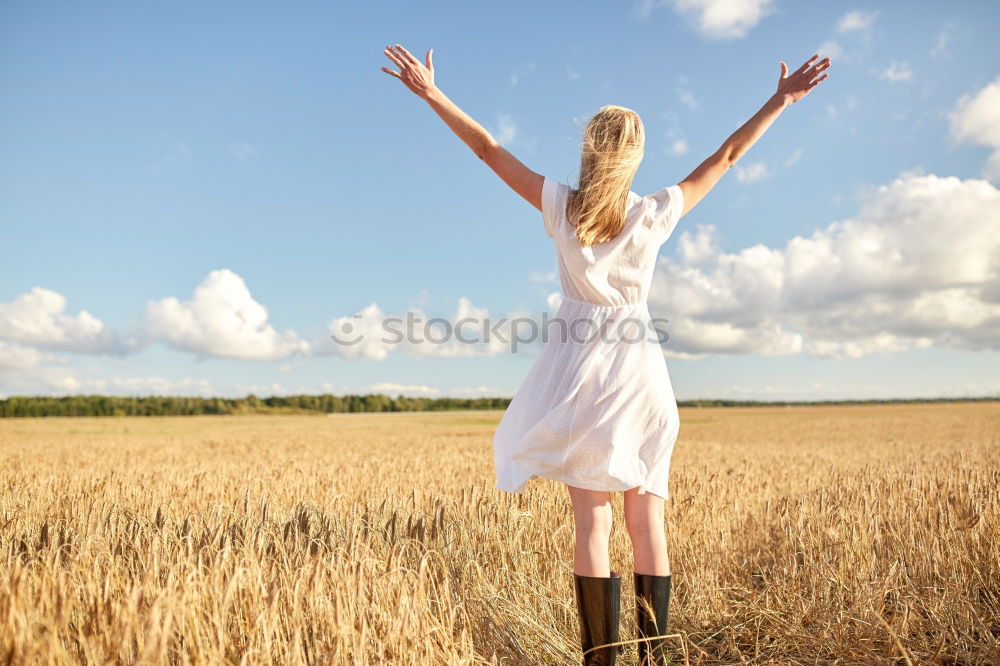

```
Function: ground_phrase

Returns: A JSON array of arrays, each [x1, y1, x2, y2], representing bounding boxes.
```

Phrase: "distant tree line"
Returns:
[[0, 394, 512, 418], [0, 393, 995, 418]]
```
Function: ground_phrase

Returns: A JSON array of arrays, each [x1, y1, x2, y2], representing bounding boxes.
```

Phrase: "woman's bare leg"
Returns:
[[565, 484, 614, 576], [623, 487, 670, 576]]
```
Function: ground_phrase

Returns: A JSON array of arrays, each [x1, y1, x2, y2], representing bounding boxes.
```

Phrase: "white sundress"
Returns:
[[493, 176, 685, 500]]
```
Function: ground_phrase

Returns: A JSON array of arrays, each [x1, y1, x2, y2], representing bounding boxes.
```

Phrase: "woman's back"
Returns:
[[543, 177, 685, 306]]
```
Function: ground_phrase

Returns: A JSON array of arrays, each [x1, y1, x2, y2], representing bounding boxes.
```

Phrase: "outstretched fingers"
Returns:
[[809, 72, 830, 88], [787, 56, 830, 90], [794, 54, 820, 76], [393, 43, 420, 67], [384, 46, 407, 71], [810, 58, 831, 74], [808, 61, 831, 84]]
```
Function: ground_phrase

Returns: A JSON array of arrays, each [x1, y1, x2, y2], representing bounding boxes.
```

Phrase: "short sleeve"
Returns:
[[642, 184, 685, 244], [540, 176, 562, 238]]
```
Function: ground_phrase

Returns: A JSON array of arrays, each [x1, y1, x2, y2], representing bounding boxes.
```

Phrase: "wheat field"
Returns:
[[1, 402, 998, 665]]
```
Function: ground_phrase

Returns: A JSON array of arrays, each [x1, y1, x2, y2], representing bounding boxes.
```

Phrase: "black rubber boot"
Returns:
[[633, 572, 671, 666], [573, 570, 621, 665]]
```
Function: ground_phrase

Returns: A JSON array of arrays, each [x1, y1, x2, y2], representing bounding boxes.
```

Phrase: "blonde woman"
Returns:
[[381, 44, 830, 665]]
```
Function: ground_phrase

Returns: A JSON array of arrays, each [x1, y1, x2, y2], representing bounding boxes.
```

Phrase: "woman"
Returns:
[[381, 44, 830, 665]]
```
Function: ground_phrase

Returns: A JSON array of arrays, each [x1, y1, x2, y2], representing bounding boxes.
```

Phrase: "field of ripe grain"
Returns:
[[1, 402, 998, 665]]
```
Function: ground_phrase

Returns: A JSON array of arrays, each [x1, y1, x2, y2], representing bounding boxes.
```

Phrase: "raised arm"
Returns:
[[676, 54, 831, 218], [381, 43, 543, 211]]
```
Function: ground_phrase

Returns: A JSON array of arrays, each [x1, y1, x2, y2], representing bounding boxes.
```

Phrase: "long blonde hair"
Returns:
[[566, 105, 644, 247]]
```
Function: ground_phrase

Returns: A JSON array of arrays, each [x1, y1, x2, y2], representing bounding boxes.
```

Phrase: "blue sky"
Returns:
[[1, 0, 999, 401]]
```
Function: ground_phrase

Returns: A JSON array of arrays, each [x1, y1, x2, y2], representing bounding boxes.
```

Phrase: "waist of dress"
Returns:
[[558, 295, 648, 310]]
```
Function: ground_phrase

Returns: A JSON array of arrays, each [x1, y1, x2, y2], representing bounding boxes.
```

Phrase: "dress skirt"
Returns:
[[493, 295, 680, 500]]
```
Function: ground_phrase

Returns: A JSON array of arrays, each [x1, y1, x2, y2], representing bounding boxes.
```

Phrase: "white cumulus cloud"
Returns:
[[783, 147, 804, 168], [666, 139, 689, 156], [366, 382, 441, 396], [660, 112, 689, 157], [509, 62, 536, 88], [0, 342, 217, 398], [0, 287, 133, 355], [931, 20, 958, 58], [145, 269, 309, 360], [676, 76, 699, 109], [0, 340, 59, 372], [734, 161, 770, 183], [635, 0, 774, 39], [494, 113, 517, 144], [949, 75, 1000, 184], [816, 40, 845, 62], [836, 9, 878, 33], [650, 172, 1000, 359], [879, 61, 914, 82], [546, 291, 563, 312], [676, 224, 720, 266]]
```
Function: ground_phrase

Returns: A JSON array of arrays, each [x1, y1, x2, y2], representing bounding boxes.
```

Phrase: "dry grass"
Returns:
[[1, 402, 998, 665]]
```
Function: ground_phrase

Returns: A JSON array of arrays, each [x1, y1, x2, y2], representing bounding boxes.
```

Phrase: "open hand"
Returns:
[[776, 54, 831, 105], [381, 43, 436, 99]]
